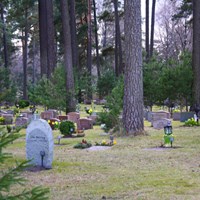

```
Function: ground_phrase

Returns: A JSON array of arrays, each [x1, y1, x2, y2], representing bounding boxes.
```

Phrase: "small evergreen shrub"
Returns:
[[0, 116, 5, 125], [18, 100, 30, 108], [59, 120, 75, 136], [184, 118, 200, 127]]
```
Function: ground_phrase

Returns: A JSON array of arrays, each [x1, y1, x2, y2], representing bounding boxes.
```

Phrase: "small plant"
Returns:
[[13, 107, 20, 115], [73, 139, 92, 149], [18, 99, 30, 108], [59, 120, 75, 136], [6, 125, 12, 133], [184, 118, 200, 127], [0, 116, 5, 125]]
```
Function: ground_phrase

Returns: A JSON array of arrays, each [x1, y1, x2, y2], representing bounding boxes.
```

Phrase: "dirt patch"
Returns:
[[25, 166, 51, 172], [86, 146, 112, 151]]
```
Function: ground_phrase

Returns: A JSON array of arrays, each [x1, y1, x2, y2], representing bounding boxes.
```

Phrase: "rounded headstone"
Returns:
[[26, 119, 54, 169]]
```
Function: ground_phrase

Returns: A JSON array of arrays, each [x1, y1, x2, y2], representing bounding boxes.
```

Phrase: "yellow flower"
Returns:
[[48, 120, 50, 123], [113, 140, 117, 145]]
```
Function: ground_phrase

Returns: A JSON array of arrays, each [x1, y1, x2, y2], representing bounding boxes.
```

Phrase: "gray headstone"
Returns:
[[26, 119, 54, 169], [152, 118, 171, 130]]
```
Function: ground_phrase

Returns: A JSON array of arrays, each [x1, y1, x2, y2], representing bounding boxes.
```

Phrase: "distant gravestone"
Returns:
[[40, 111, 54, 120], [26, 119, 54, 169], [152, 118, 171, 130], [15, 116, 29, 127], [67, 112, 80, 123], [180, 112, 194, 122], [1, 114, 13, 124], [77, 118, 93, 130]]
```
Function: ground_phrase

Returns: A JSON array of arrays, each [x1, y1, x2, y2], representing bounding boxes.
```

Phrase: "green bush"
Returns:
[[18, 99, 30, 108], [184, 118, 200, 127], [59, 120, 75, 136], [0, 116, 5, 125]]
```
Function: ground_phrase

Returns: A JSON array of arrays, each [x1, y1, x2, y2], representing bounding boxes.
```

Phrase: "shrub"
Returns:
[[18, 99, 30, 108], [0, 116, 5, 125], [184, 118, 200, 127], [59, 120, 75, 136]]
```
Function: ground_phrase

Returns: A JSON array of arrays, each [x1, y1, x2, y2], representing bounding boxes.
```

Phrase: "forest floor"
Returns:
[[3, 118, 200, 200]]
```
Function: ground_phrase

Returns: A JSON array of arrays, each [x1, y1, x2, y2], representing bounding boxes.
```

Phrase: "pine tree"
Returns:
[[0, 127, 49, 199]]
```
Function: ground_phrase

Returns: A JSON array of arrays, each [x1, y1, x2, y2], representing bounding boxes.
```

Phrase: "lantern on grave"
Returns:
[[163, 122, 174, 147]]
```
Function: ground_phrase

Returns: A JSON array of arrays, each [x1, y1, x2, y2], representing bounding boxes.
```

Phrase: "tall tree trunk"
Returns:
[[123, 0, 144, 135], [22, 8, 28, 100], [69, 0, 79, 73], [0, 3, 8, 69], [93, 0, 100, 78], [192, 0, 200, 106], [38, 0, 56, 78], [87, 0, 92, 99], [113, 0, 123, 76], [60, 0, 76, 113], [150, 0, 156, 58], [145, 0, 150, 62]]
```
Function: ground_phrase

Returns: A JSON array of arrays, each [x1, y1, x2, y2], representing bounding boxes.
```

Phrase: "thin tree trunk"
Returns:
[[69, 0, 80, 73], [22, 8, 28, 100], [145, 0, 150, 62], [39, 0, 48, 77], [87, 0, 92, 99], [0, 3, 8, 69], [192, 0, 200, 106], [123, 0, 144, 135], [60, 0, 76, 113], [93, 0, 100, 78], [150, 0, 156, 58], [114, 0, 123, 76]]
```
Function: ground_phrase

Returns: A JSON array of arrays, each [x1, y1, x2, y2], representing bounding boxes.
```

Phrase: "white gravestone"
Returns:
[[26, 119, 54, 169]]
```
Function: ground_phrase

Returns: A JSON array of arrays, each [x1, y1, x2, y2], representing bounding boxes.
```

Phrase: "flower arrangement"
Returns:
[[73, 139, 92, 149], [48, 120, 60, 130], [85, 107, 93, 115], [95, 139, 117, 146]]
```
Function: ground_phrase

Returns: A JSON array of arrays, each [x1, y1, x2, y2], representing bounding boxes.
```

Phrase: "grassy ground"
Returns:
[[3, 118, 200, 200]]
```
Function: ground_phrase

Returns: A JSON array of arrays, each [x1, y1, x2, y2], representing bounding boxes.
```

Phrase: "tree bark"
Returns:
[[0, 3, 8, 69], [150, 0, 156, 58], [114, 0, 123, 76], [22, 7, 28, 100], [145, 0, 150, 62], [123, 0, 144, 135], [69, 0, 80, 73], [93, 0, 100, 78], [192, 0, 200, 106], [60, 0, 76, 113], [38, 0, 56, 78]]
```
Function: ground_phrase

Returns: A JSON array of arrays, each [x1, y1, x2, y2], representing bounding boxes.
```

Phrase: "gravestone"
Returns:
[[26, 119, 54, 169], [77, 118, 93, 130], [151, 111, 170, 126], [58, 115, 68, 121], [180, 112, 194, 122], [1, 114, 13, 124], [67, 112, 80, 124], [21, 111, 33, 122], [152, 118, 171, 130], [172, 112, 181, 121], [40, 111, 54, 120], [15, 116, 29, 127], [88, 114, 98, 125]]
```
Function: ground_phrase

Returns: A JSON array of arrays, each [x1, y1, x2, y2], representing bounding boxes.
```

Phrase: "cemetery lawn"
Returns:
[[4, 121, 200, 200]]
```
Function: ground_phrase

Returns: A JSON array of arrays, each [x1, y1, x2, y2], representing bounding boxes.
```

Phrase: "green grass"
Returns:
[[3, 119, 200, 200]]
